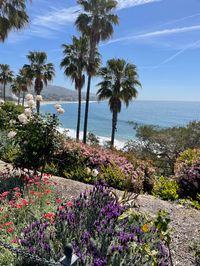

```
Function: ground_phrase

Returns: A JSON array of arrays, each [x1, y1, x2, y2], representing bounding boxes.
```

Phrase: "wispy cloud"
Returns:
[[153, 40, 200, 68], [117, 0, 161, 9], [32, 6, 80, 31], [104, 24, 200, 45], [32, 0, 160, 31], [139, 40, 200, 70]]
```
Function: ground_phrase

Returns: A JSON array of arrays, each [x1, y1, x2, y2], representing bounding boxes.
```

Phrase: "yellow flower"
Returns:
[[142, 223, 149, 233]]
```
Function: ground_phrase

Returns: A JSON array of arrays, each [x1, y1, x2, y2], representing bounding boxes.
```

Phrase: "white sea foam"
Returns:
[[58, 127, 125, 150]]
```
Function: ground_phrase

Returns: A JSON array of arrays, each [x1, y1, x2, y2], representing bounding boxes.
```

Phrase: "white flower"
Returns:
[[57, 107, 65, 114], [54, 104, 61, 109], [91, 169, 99, 177], [86, 167, 91, 175], [27, 100, 36, 109], [35, 95, 43, 102], [8, 131, 17, 139], [24, 108, 32, 117], [0, 99, 4, 105], [25, 94, 33, 101], [18, 113, 28, 124], [9, 120, 16, 125]]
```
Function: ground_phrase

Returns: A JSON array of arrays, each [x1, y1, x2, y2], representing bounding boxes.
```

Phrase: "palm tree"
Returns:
[[0, 0, 29, 42], [19, 67, 32, 106], [97, 59, 141, 148], [0, 64, 14, 101], [61, 36, 88, 142], [11, 76, 22, 105], [76, 0, 118, 144], [23, 51, 55, 113]]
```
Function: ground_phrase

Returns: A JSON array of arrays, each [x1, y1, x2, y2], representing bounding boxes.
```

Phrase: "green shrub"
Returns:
[[178, 194, 200, 210], [0, 101, 24, 131], [152, 176, 179, 200], [100, 164, 127, 190], [174, 149, 200, 199], [0, 131, 16, 162]]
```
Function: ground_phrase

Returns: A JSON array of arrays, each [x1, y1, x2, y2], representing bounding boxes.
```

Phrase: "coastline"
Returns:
[[58, 127, 126, 150], [41, 100, 99, 106]]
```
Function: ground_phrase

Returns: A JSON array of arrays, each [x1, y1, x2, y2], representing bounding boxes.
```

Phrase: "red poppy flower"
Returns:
[[15, 192, 22, 197], [7, 227, 15, 233], [55, 199, 62, 203], [66, 201, 73, 207]]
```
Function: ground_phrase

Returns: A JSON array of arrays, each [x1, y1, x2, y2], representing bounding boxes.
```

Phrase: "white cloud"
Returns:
[[104, 24, 200, 45], [6, 0, 162, 41], [32, 6, 80, 30], [117, 0, 161, 9]]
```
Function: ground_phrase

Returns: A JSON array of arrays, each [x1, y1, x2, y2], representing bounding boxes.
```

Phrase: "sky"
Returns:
[[0, 0, 200, 101]]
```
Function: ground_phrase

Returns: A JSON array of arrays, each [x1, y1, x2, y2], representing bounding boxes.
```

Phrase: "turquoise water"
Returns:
[[41, 100, 200, 143]]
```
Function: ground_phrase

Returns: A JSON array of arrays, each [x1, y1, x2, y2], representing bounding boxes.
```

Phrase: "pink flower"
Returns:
[[1, 191, 9, 197]]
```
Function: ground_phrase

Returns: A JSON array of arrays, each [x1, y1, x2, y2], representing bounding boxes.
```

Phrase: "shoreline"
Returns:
[[41, 100, 100, 106], [58, 127, 126, 150]]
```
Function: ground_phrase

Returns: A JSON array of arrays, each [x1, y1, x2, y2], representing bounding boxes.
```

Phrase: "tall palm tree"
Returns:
[[19, 67, 32, 106], [23, 51, 55, 113], [61, 36, 88, 142], [11, 76, 22, 104], [76, 0, 118, 144], [0, 64, 14, 101], [97, 59, 141, 148], [0, 0, 30, 42]]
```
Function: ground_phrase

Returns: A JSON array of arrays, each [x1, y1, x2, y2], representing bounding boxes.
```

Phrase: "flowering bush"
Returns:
[[12, 113, 60, 173], [174, 149, 200, 199], [52, 141, 156, 193], [20, 181, 170, 265], [0, 172, 59, 265]]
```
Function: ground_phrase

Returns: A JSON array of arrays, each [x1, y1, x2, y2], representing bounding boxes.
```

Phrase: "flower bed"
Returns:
[[0, 171, 170, 266]]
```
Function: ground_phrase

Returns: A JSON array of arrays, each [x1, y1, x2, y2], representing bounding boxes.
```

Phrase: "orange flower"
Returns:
[[7, 227, 15, 233], [142, 224, 149, 233]]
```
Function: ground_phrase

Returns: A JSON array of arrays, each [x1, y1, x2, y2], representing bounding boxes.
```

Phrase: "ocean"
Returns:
[[41, 100, 200, 148]]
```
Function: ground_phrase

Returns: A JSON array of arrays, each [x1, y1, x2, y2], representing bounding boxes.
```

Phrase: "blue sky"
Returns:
[[1, 0, 200, 101]]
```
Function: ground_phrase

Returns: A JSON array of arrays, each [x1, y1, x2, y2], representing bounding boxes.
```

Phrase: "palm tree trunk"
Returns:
[[22, 91, 25, 106], [111, 111, 118, 148], [18, 92, 20, 105], [3, 82, 6, 102], [83, 73, 92, 144], [36, 92, 40, 114], [76, 87, 82, 142]]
